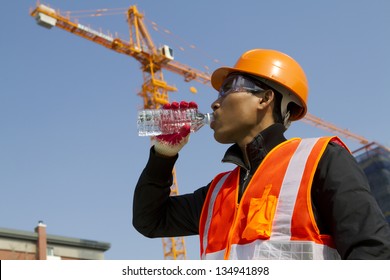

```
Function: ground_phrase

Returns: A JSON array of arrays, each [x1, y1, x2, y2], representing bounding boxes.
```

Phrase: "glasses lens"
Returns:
[[218, 74, 266, 98]]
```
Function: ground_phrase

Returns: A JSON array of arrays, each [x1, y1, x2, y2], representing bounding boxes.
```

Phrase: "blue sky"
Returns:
[[1, 0, 389, 260]]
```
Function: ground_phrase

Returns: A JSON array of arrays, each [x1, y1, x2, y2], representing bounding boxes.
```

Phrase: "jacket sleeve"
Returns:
[[313, 142, 390, 259], [132, 147, 209, 238]]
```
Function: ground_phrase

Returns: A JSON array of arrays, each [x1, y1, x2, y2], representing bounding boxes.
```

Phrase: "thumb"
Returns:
[[179, 124, 191, 138]]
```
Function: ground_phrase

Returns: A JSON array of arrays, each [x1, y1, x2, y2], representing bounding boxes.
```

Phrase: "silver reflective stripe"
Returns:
[[228, 239, 340, 260], [201, 172, 230, 260], [270, 138, 320, 240], [205, 241, 340, 260], [202, 249, 225, 260]]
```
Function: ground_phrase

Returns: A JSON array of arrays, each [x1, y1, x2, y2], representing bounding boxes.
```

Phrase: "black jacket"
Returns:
[[133, 124, 390, 259]]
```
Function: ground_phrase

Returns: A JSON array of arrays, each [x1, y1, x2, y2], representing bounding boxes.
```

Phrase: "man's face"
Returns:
[[210, 87, 266, 145]]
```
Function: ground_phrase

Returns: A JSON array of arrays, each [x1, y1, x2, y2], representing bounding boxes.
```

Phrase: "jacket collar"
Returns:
[[222, 123, 287, 171]]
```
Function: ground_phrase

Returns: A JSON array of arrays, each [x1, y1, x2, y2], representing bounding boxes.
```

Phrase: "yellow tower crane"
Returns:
[[30, 1, 379, 259], [30, 2, 210, 260]]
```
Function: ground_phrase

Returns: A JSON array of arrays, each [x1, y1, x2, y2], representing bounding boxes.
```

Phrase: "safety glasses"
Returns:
[[218, 73, 269, 99]]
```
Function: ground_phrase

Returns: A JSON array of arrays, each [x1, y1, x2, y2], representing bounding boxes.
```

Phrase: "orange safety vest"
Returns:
[[199, 137, 348, 260]]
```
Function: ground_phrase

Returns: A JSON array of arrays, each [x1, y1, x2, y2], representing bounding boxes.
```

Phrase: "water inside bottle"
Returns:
[[137, 109, 162, 136], [137, 108, 213, 136]]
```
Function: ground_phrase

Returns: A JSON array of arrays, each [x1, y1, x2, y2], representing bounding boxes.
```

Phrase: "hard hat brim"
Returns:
[[211, 66, 239, 91]]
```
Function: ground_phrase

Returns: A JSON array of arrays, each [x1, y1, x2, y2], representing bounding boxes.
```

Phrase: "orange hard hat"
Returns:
[[211, 49, 308, 121]]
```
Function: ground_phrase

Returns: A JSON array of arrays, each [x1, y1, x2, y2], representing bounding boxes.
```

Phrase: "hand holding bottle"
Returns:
[[153, 101, 195, 157], [137, 101, 213, 136]]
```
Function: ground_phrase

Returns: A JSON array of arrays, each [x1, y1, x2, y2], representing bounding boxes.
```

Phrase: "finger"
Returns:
[[179, 101, 189, 109], [171, 102, 179, 109], [189, 101, 198, 109], [162, 103, 171, 109]]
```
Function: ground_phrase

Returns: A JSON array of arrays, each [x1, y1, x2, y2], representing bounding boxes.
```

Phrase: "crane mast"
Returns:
[[30, 2, 188, 259], [30, 2, 378, 259]]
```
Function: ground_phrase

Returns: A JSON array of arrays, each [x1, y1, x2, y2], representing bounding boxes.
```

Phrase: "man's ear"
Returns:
[[260, 90, 274, 104]]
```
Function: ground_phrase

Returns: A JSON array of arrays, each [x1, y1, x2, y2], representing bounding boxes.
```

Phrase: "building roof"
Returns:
[[0, 227, 111, 251]]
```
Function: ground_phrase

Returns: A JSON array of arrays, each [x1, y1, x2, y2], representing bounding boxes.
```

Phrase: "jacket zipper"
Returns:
[[239, 168, 251, 201], [243, 169, 250, 189]]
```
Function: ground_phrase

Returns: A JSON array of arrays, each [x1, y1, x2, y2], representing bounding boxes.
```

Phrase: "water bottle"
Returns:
[[137, 107, 213, 136]]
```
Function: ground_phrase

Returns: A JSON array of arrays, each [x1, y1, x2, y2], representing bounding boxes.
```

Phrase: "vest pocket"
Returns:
[[242, 184, 277, 240]]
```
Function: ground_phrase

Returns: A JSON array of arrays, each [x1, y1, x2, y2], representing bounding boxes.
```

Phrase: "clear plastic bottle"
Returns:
[[137, 107, 213, 136]]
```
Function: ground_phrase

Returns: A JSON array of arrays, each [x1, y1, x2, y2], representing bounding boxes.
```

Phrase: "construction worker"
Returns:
[[133, 49, 390, 259]]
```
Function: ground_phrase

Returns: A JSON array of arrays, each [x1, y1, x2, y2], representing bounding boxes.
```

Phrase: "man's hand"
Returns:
[[153, 101, 197, 157]]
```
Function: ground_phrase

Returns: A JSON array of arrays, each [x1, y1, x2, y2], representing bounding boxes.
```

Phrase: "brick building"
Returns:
[[354, 142, 390, 224], [0, 222, 110, 260]]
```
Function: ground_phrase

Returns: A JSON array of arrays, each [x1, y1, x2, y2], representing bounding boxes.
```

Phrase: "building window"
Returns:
[[47, 246, 54, 256]]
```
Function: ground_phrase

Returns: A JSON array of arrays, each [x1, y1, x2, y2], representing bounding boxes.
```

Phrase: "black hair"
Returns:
[[272, 90, 284, 124]]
